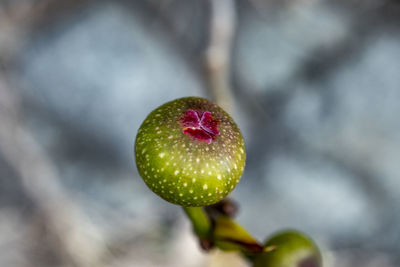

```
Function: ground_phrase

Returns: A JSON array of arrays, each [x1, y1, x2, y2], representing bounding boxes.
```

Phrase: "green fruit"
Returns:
[[135, 97, 246, 207], [253, 231, 322, 267]]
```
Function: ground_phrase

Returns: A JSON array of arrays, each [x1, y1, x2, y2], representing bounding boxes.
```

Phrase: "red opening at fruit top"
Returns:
[[181, 109, 220, 144]]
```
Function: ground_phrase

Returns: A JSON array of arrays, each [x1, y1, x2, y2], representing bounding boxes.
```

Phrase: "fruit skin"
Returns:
[[135, 97, 246, 207], [253, 231, 322, 267]]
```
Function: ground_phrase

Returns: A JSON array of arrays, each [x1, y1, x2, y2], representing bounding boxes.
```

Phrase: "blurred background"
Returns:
[[0, 0, 400, 266]]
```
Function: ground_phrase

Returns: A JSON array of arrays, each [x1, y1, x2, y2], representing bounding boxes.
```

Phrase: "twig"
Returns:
[[205, 0, 237, 113]]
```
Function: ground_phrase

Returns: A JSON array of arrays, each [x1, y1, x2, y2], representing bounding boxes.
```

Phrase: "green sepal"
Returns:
[[213, 216, 263, 253]]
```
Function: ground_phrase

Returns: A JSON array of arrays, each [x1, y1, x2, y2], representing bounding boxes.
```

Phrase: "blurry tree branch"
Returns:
[[0, 60, 107, 267], [0, 2, 110, 266], [205, 0, 236, 113], [204, 2, 250, 266]]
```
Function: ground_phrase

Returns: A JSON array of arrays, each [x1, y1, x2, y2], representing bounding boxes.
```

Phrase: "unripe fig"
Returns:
[[253, 231, 322, 267], [135, 97, 246, 207]]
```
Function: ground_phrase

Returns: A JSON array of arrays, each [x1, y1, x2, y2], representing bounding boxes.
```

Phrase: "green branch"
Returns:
[[182, 206, 212, 240]]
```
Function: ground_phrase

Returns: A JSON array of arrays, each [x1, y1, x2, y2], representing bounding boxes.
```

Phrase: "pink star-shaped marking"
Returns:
[[181, 110, 220, 144]]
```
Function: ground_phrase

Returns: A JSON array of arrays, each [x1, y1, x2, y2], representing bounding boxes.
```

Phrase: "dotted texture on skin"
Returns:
[[135, 97, 246, 207]]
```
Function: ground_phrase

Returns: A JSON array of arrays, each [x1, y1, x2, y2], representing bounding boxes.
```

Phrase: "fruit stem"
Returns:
[[183, 207, 212, 240]]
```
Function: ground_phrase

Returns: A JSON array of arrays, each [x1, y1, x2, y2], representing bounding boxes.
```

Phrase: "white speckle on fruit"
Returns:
[[159, 152, 165, 158], [217, 174, 221, 180], [174, 170, 180, 175], [183, 183, 187, 187], [189, 190, 193, 194], [203, 184, 208, 190]]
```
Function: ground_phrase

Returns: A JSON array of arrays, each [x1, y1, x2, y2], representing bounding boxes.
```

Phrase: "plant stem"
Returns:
[[182, 207, 212, 239]]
